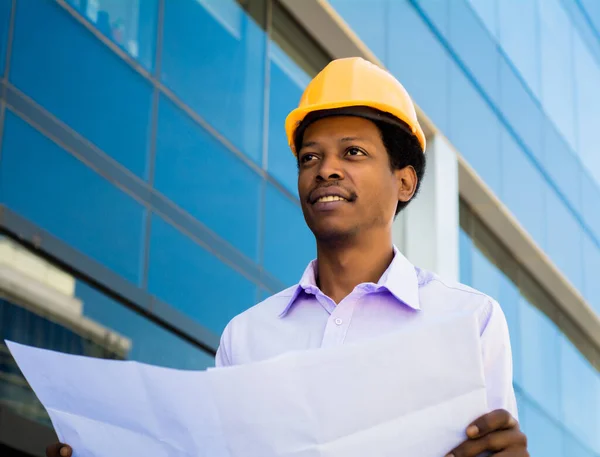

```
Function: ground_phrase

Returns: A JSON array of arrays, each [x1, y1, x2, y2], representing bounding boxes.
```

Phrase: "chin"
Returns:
[[309, 223, 359, 244]]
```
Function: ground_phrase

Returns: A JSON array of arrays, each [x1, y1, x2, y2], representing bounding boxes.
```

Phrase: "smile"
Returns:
[[315, 195, 348, 203]]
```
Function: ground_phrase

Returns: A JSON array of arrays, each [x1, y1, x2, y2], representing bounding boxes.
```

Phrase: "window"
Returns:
[[0, 112, 146, 284], [11, 0, 154, 179], [0, 0, 11, 77], [538, 0, 577, 150], [461, 200, 600, 452], [0, 236, 213, 428], [497, 0, 541, 99], [460, 199, 600, 387], [154, 95, 262, 262], [147, 214, 257, 334], [160, 0, 267, 165], [65, 0, 158, 70], [262, 183, 315, 286]]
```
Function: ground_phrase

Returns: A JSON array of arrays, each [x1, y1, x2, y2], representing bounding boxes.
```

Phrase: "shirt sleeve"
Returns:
[[215, 323, 233, 368], [480, 298, 519, 420]]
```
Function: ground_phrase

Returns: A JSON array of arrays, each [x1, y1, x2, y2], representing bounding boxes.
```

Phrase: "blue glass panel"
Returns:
[[497, 0, 541, 99], [514, 387, 526, 423], [10, 0, 153, 179], [500, 130, 546, 248], [471, 248, 501, 299], [154, 95, 261, 261], [328, 0, 388, 60], [498, 58, 544, 162], [459, 228, 473, 286], [449, 64, 501, 195], [560, 335, 600, 449], [386, 0, 450, 133], [467, 0, 498, 40], [499, 275, 521, 385], [77, 281, 214, 369], [519, 298, 561, 420], [0, 0, 11, 77], [147, 214, 256, 334], [0, 112, 146, 284], [539, 0, 577, 150], [161, 0, 266, 165], [258, 288, 273, 303], [263, 184, 315, 286], [65, 0, 158, 70], [564, 434, 595, 457], [414, 0, 449, 36], [545, 188, 583, 291], [574, 33, 600, 183], [581, 171, 600, 241], [579, 0, 600, 45], [449, 0, 500, 104], [543, 119, 582, 212], [519, 398, 565, 457], [267, 42, 307, 196]]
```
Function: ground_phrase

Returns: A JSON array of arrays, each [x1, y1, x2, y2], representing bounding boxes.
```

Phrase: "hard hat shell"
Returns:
[[285, 57, 426, 156]]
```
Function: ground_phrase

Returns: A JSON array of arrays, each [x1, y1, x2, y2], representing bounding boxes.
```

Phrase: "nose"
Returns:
[[316, 155, 345, 182]]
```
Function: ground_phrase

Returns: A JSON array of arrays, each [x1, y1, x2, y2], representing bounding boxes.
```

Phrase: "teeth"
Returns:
[[316, 195, 347, 203]]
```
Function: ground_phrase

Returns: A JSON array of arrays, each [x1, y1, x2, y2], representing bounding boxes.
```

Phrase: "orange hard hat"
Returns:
[[285, 57, 426, 156]]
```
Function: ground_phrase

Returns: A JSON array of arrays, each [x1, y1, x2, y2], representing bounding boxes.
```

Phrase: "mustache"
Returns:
[[306, 182, 358, 204]]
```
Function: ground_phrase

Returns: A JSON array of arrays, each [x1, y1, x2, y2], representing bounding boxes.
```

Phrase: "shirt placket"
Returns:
[[320, 294, 360, 349]]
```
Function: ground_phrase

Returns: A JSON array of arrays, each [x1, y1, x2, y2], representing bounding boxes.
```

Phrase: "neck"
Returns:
[[315, 231, 395, 304]]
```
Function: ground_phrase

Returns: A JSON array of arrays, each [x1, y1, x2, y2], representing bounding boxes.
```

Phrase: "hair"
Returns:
[[294, 107, 427, 216]]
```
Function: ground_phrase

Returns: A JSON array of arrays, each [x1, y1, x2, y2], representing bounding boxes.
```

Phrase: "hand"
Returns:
[[446, 409, 528, 456], [46, 443, 72, 457]]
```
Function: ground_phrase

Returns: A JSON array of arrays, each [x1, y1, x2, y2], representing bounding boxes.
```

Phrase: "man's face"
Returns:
[[297, 116, 414, 242]]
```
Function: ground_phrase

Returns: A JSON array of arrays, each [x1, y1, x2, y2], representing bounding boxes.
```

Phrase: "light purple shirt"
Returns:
[[216, 246, 518, 418]]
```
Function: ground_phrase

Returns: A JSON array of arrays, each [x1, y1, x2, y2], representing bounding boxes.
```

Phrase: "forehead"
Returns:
[[302, 116, 381, 144]]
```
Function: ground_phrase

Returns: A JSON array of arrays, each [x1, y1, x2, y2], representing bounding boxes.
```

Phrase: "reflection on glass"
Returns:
[[65, 0, 157, 69], [560, 335, 600, 449], [539, 0, 577, 149], [460, 206, 600, 453], [468, 0, 499, 40], [519, 396, 565, 457], [0, 236, 213, 427], [0, 298, 127, 427], [267, 41, 309, 196], [497, 0, 540, 99], [160, 0, 266, 164], [519, 298, 561, 420], [573, 33, 600, 183]]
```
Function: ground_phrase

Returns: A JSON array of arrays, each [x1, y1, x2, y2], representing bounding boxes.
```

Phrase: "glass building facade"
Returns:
[[0, 0, 599, 456]]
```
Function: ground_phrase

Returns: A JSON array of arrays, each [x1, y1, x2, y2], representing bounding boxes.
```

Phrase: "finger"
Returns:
[[446, 429, 526, 457], [46, 443, 72, 457], [466, 409, 518, 439], [487, 449, 530, 457]]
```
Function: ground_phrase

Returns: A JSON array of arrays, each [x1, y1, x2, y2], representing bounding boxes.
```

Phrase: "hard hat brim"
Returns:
[[286, 100, 426, 156]]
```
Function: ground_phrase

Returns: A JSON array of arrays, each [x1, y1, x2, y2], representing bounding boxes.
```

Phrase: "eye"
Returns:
[[345, 147, 367, 157], [299, 153, 317, 164]]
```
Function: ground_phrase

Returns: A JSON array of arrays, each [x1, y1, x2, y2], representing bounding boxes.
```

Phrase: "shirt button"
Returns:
[[334, 318, 343, 326]]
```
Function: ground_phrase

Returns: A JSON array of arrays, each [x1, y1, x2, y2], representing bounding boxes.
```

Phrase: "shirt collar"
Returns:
[[279, 245, 421, 317]]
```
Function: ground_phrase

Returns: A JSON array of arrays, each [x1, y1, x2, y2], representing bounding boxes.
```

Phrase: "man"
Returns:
[[47, 57, 528, 457]]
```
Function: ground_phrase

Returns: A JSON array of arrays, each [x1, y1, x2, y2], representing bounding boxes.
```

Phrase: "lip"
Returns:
[[308, 186, 352, 205]]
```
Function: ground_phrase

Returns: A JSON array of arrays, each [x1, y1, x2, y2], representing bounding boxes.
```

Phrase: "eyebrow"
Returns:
[[300, 141, 319, 149], [301, 137, 370, 149], [340, 136, 364, 143]]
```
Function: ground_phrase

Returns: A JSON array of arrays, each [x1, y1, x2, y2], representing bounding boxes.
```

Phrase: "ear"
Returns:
[[394, 166, 418, 204]]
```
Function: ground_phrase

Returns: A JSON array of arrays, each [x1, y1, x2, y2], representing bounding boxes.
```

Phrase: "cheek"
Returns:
[[364, 174, 398, 213]]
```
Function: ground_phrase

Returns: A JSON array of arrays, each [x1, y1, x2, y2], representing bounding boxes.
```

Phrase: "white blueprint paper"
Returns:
[[7, 312, 488, 457]]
